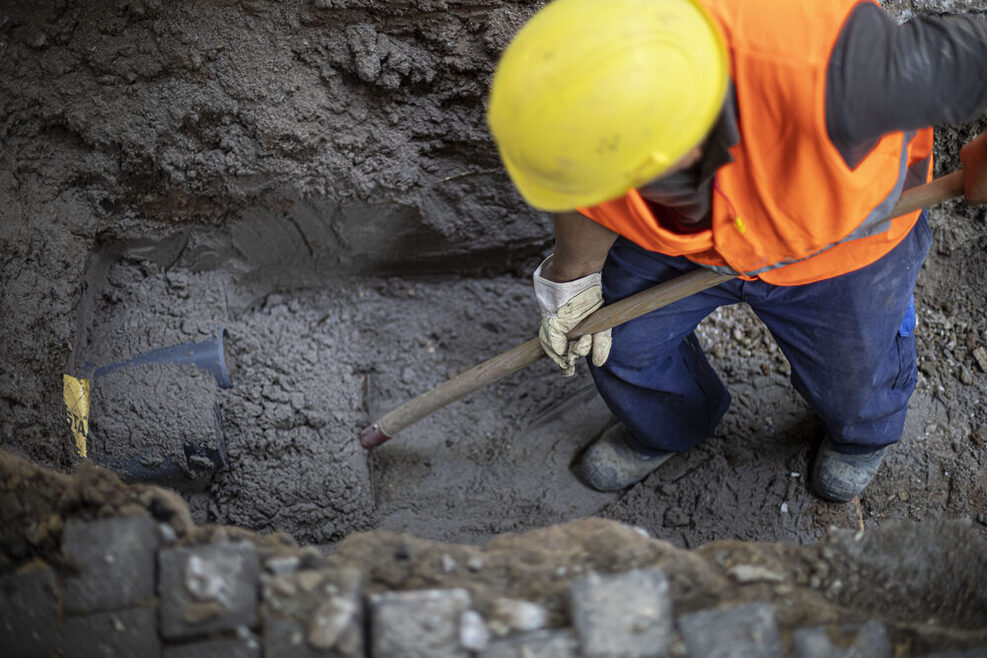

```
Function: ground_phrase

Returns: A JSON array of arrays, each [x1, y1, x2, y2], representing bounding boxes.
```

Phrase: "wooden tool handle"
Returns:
[[364, 170, 964, 445], [371, 268, 731, 441]]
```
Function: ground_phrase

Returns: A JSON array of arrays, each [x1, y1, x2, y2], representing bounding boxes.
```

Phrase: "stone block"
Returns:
[[63, 513, 158, 614], [480, 629, 578, 658], [0, 563, 59, 658], [62, 607, 159, 658], [262, 566, 364, 658], [158, 541, 260, 639], [370, 588, 471, 658], [678, 603, 783, 658], [488, 597, 549, 637], [569, 568, 673, 658], [792, 620, 891, 658], [163, 633, 262, 658]]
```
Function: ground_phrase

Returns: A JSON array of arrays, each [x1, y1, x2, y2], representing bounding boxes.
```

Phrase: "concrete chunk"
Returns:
[[488, 597, 549, 636], [262, 566, 364, 658], [569, 568, 673, 658], [792, 620, 891, 658], [0, 563, 59, 658], [159, 541, 260, 639], [370, 588, 471, 658], [163, 633, 262, 658], [62, 607, 159, 658], [63, 514, 158, 614], [480, 629, 578, 658], [679, 603, 783, 658]]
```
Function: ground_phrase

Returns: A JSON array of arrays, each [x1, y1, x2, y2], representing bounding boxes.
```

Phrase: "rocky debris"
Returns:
[[62, 513, 158, 613], [261, 564, 364, 657], [568, 569, 673, 658], [488, 597, 550, 637], [0, 563, 59, 658], [678, 603, 784, 658], [158, 541, 260, 639]]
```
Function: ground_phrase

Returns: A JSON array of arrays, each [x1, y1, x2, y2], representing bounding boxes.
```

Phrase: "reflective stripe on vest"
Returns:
[[730, 131, 923, 278]]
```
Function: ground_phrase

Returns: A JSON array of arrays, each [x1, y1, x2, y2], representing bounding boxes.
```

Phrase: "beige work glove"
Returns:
[[533, 255, 612, 377]]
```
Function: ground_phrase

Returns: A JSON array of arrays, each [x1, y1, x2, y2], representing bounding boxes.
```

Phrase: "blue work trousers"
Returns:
[[589, 211, 932, 456]]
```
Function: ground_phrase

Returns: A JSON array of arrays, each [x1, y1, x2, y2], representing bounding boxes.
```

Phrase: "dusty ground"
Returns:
[[1, 0, 986, 568]]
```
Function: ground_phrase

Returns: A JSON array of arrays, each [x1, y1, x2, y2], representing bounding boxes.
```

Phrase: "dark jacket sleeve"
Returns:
[[826, 2, 987, 168]]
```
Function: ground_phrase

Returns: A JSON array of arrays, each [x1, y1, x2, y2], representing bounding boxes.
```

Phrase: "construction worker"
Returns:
[[487, 0, 987, 501]]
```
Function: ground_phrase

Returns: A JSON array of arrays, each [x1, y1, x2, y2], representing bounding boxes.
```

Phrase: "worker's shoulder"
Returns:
[[704, 0, 872, 65]]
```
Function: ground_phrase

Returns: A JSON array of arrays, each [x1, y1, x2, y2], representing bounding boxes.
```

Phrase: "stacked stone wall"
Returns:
[[2, 454, 986, 657]]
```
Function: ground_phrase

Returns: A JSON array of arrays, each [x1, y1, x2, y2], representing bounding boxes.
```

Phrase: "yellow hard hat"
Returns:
[[487, 0, 729, 211]]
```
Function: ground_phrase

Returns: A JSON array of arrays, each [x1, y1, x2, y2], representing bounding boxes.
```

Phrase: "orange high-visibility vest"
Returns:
[[580, 0, 934, 286]]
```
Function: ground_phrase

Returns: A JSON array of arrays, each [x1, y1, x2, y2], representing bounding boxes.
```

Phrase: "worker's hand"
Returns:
[[533, 255, 612, 377], [960, 131, 987, 205]]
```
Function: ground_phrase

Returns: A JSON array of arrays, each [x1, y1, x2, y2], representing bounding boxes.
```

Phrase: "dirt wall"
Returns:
[[0, 0, 548, 471]]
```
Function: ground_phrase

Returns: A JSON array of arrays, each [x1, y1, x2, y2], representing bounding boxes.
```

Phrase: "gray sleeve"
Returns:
[[826, 2, 987, 168]]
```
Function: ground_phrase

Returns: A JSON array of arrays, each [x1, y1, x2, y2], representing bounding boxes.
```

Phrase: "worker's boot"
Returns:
[[812, 437, 887, 503], [573, 424, 674, 492]]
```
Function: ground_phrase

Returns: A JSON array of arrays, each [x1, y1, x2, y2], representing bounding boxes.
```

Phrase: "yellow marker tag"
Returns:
[[734, 216, 747, 234], [63, 375, 90, 458]]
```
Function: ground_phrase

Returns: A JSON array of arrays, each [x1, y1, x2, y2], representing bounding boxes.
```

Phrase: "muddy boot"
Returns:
[[573, 424, 674, 492], [812, 438, 887, 503]]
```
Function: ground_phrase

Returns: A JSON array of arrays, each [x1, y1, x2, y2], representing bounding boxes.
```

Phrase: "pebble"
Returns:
[[727, 565, 785, 584], [401, 367, 415, 383], [467, 556, 485, 572], [459, 610, 490, 651], [158, 523, 178, 545], [959, 366, 974, 385], [441, 554, 457, 573], [489, 598, 549, 636], [296, 570, 324, 593], [972, 427, 987, 447], [897, 490, 910, 502], [974, 346, 987, 373], [266, 556, 300, 576], [271, 577, 297, 598]]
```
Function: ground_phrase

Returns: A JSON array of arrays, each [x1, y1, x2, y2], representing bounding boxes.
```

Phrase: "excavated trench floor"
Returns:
[[72, 207, 987, 550]]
